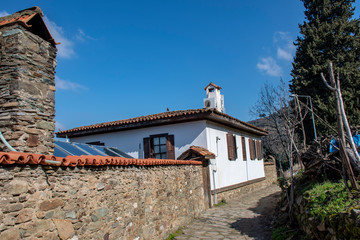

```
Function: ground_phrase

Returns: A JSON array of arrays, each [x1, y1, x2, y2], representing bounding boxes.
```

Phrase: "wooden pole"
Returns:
[[320, 62, 358, 190]]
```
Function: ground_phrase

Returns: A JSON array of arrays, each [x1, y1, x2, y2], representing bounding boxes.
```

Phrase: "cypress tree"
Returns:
[[290, 0, 360, 136]]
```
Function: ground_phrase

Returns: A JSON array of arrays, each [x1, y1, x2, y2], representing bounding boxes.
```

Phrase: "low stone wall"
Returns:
[[0, 164, 205, 240], [294, 194, 360, 239], [213, 163, 277, 203]]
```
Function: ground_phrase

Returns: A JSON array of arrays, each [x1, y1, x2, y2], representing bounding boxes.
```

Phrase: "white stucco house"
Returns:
[[56, 83, 268, 205]]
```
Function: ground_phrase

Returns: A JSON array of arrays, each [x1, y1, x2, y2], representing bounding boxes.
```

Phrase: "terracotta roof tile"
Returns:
[[0, 13, 37, 28], [56, 108, 268, 137], [189, 146, 216, 159], [0, 151, 201, 167], [0, 6, 57, 46], [177, 146, 215, 160]]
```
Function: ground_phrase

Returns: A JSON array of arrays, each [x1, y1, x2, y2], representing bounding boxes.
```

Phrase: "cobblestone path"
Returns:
[[175, 184, 281, 240]]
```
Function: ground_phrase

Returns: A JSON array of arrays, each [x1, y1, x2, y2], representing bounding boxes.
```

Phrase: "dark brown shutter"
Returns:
[[256, 140, 261, 160], [227, 133, 235, 160], [252, 139, 256, 160], [248, 139, 254, 160], [241, 137, 246, 160], [259, 141, 263, 160], [233, 135, 237, 159], [143, 137, 150, 158], [166, 135, 175, 159]]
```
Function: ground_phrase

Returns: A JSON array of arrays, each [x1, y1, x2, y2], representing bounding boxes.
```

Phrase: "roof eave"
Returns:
[[56, 112, 211, 138], [207, 112, 268, 136], [56, 110, 267, 138]]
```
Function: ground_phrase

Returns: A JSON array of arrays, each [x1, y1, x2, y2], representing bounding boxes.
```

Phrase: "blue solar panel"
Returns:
[[53, 141, 133, 158], [54, 145, 70, 158], [55, 141, 89, 156], [108, 147, 133, 158], [72, 143, 106, 156], [90, 145, 121, 157]]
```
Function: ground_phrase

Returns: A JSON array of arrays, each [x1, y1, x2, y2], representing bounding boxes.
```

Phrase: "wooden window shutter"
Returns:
[[248, 139, 254, 160], [233, 135, 237, 159], [241, 137, 246, 160], [256, 140, 261, 160], [166, 135, 175, 159], [254, 140, 258, 159], [143, 137, 150, 158], [227, 133, 236, 160], [252, 139, 256, 160], [259, 141, 263, 159]]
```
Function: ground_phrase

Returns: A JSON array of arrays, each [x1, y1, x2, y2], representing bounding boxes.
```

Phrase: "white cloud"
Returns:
[[55, 76, 87, 91], [257, 57, 282, 77], [274, 31, 295, 61], [43, 16, 75, 59], [274, 31, 292, 43], [55, 121, 66, 131], [75, 28, 95, 42], [277, 47, 293, 61], [0, 10, 9, 17]]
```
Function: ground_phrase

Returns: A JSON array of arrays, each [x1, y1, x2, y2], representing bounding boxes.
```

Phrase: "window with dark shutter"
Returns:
[[226, 133, 237, 160], [143, 134, 175, 159], [241, 136, 246, 160]]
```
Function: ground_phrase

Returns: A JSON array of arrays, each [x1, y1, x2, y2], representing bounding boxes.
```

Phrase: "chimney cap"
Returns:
[[204, 82, 222, 91]]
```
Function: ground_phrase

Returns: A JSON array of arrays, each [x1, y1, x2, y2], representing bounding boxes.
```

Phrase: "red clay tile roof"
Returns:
[[56, 108, 268, 138], [189, 146, 216, 158], [0, 13, 37, 27], [0, 6, 57, 46], [0, 151, 201, 167], [204, 82, 221, 90], [177, 146, 215, 160]]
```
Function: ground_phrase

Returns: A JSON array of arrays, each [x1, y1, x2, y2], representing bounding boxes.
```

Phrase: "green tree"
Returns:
[[290, 0, 360, 136]]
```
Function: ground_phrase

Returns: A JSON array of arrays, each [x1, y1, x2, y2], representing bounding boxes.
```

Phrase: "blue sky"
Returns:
[[2, 1, 315, 131]]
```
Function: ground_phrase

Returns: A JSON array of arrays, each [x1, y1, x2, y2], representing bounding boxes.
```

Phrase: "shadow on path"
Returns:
[[230, 191, 281, 239], [175, 185, 281, 240]]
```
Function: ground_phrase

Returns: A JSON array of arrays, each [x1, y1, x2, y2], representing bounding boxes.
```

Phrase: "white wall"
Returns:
[[69, 121, 208, 159], [69, 119, 265, 191], [206, 122, 265, 190]]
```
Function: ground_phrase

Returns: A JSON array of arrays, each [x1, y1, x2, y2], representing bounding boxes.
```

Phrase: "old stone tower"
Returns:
[[0, 7, 57, 155]]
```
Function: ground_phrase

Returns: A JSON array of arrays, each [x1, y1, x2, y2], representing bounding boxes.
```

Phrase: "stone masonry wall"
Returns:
[[0, 24, 57, 155], [213, 163, 277, 203], [0, 164, 205, 240]]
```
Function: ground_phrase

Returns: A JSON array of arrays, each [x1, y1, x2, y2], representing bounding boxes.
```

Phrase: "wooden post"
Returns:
[[202, 159, 212, 208]]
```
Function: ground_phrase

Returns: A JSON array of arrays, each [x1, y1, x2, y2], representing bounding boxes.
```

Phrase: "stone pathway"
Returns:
[[175, 184, 281, 240]]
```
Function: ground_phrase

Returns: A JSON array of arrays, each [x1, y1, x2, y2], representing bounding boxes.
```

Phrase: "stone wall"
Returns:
[[0, 164, 205, 240], [293, 192, 360, 239], [213, 163, 277, 203], [0, 23, 57, 155]]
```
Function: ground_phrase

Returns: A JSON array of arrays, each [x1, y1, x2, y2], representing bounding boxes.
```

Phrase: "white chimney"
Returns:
[[203, 83, 225, 113]]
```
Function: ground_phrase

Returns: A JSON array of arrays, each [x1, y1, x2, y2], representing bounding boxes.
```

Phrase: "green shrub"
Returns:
[[303, 181, 358, 221], [166, 228, 184, 240], [214, 199, 226, 207], [272, 226, 299, 240]]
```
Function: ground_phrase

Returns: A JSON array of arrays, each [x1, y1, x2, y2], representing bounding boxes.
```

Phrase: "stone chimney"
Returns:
[[0, 7, 57, 155]]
